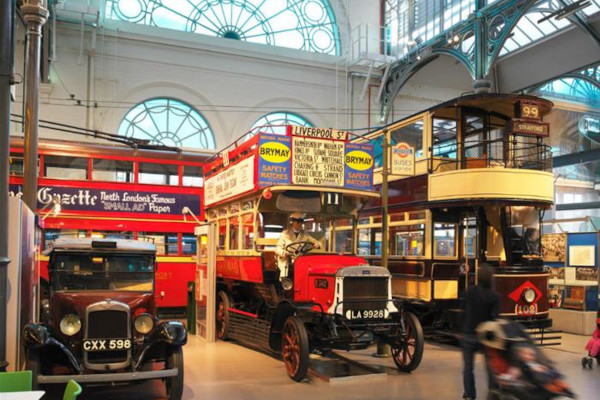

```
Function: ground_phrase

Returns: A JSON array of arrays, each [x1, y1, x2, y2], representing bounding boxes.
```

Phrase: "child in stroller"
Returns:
[[477, 319, 575, 400], [581, 317, 600, 369]]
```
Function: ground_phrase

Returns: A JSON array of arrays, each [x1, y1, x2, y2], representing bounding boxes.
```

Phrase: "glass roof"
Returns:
[[105, 0, 340, 55], [536, 77, 600, 106]]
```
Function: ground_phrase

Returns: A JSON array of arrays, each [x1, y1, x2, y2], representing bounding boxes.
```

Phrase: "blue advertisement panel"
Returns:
[[344, 142, 374, 190], [258, 133, 292, 187], [9, 184, 201, 216]]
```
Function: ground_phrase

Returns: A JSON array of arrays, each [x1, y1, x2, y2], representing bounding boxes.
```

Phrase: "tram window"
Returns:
[[434, 223, 457, 258], [9, 153, 25, 176], [369, 136, 384, 168], [390, 224, 424, 256], [391, 120, 424, 160], [218, 220, 227, 250], [357, 228, 382, 256], [182, 234, 197, 255], [229, 216, 240, 250], [432, 118, 457, 159], [44, 155, 88, 180], [92, 159, 133, 182], [138, 163, 179, 186], [241, 213, 254, 250], [182, 165, 203, 187]]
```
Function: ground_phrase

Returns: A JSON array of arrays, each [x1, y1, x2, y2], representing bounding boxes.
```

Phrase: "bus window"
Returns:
[[218, 220, 227, 250], [334, 218, 353, 254], [241, 213, 254, 250], [138, 233, 178, 255], [9, 153, 26, 176], [182, 234, 197, 255], [391, 119, 424, 159], [139, 163, 179, 186], [229, 216, 239, 250], [434, 223, 457, 258], [91, 231, 134, 239], [92, 159, 134, 182], [44, 155, 88, 180], [182, 165, 203, 187], [390, 224, 424, 256]]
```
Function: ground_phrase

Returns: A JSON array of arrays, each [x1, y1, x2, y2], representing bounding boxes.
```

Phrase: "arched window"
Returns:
[[535, 78, 600, 107], [118, 98, 216, 149], [249, 111, 313, 136], [105, 0, 340, 55]]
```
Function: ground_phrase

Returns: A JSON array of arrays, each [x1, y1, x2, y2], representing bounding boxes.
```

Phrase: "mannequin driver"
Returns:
[[275, 213, 321, 280]]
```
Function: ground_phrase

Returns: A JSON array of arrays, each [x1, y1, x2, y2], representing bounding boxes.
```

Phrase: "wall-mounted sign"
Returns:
[[578, 114, 600, 144], [344, 142, 374, 190], [288, 125, 348, 141], [205, 156, 255, 206], [258, 133, 291, 186], [510, 119, 549, 137], [8, 184, 201, 216], [391, 142, 415, 175], [292, 137, 345, 186]]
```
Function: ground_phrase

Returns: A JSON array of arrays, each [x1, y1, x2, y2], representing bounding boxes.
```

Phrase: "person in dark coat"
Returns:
[[461, 263, 500, 400]]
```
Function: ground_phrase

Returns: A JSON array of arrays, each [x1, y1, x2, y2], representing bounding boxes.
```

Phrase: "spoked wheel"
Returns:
[[165, 346, 184, 400], [216, 291, 231, 340], [390, 311, 424, 372], [281, 316, 309, 382]]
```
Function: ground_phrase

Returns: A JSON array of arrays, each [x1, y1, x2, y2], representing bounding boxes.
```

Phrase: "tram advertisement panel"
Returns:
[[344, 142, 374, 190], [258, 134, 291, 186], [9, 183, 201, 216], [292, 137, 345, 186], [204, 156, 255, 206]]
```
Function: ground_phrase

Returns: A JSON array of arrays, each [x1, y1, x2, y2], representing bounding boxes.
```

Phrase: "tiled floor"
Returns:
[[47, 332, 600, 400]]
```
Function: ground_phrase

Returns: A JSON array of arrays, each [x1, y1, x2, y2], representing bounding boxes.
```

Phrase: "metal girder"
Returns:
[[553, 148, 600, 167], [556, 201, 600, 210], [379, 0, 537, 122]]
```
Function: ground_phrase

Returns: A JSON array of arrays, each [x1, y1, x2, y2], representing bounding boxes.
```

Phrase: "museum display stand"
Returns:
[[543, 232, 599, 335]]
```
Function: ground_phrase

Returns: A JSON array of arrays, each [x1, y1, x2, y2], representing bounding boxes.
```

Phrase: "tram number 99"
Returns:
[[520, 103, 539, 120]]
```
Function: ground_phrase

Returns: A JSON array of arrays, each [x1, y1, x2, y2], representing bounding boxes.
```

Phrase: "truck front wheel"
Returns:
[[390, 311, 424, 372], [165, 346, 184, 400], [216, 291, 231, 340], [281, 316, 309, 382]]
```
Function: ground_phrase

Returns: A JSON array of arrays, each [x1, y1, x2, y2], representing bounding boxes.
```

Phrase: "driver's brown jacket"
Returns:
[[275, 228, 320, 280]]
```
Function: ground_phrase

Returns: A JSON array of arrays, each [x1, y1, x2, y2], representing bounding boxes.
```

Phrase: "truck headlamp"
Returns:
[[281, 278, 294, 291], [60, 314, 82, 336], [134, 314, 154, 334]]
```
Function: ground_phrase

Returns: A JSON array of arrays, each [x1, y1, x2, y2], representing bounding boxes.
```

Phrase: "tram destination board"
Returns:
[[509, 119, 549, 137], [292, 137, 345, 186]]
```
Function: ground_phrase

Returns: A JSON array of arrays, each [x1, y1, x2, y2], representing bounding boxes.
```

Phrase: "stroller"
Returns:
[[477, 319, 575, 400], [581, 317, 600, 369]]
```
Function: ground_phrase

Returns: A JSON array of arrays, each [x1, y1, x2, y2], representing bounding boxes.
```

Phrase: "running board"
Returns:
[[228, 309, 271, 350]]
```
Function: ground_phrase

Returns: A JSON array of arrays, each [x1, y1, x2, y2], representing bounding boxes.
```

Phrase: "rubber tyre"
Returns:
[[391, 311, 424, 372], [165, 346, 184, 400], [281, 316, 309, 382], [25, 350, 41, 390], [216, 291, 231, 340]]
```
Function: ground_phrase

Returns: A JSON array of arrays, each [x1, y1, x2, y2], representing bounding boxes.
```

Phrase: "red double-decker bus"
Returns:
[[9, 137, 210, 317]]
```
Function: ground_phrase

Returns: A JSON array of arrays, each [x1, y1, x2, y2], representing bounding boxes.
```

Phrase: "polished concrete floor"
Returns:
[[44, 333, 599, 400]]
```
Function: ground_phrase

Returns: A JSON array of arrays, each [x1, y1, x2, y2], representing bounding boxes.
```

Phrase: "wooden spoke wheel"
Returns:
[[390, 311, 424, 372], [281, 316, 309, 382], [216, 291, 231, 340]]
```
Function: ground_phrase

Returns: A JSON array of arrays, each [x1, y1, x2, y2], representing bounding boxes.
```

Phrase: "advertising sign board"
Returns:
[[391, 142, 415, 175], [204, 156, 255, 206], [344, 143, 374, 190], [258, 134, 292, 186]]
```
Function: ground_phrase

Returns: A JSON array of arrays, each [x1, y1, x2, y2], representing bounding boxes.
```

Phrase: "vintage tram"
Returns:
[[201, 128, 424, 381], [9, 137, 209, 317], [354, 94, 554, 331]]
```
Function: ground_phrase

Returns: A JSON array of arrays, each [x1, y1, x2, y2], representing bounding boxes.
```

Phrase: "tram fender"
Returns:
[[268, 300, 312, 351]]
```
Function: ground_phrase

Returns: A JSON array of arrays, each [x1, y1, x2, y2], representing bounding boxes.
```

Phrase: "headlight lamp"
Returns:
[[60, 314, 82, 336], [522, 288, 536, 304], [134, 314, 154, 334], [281, 278, 294, 291]]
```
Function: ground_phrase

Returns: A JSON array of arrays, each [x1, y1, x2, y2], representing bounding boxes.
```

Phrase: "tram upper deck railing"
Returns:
[[428, 137, 553, 174]]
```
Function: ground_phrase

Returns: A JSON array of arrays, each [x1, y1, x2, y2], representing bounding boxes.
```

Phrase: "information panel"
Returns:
[[292, 137, 345, 186], [344, 143, 374, 189], [205, 156, 255, 206], [258, 134, 291, 186]]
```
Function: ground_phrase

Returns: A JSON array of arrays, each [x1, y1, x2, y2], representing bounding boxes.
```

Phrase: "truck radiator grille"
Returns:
[[343, 277, 388, 312], [86, 309, 129, 365]]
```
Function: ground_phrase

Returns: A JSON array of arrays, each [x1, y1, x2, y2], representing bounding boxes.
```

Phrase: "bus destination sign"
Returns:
[[292, 137, 345, 186], [510, 119, 550, 137], [288, 125, 348, 141]]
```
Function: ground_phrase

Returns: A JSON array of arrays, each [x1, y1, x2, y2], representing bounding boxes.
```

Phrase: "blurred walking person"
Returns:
[[461, 264, 500, 400]]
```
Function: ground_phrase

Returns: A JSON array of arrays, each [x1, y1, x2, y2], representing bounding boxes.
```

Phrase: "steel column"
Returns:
[[21, 0, 48, 211], [0, 0, 15, 371]]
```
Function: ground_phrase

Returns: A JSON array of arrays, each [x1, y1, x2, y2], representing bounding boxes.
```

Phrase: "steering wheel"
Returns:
[[285, 241, 315, 256]]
